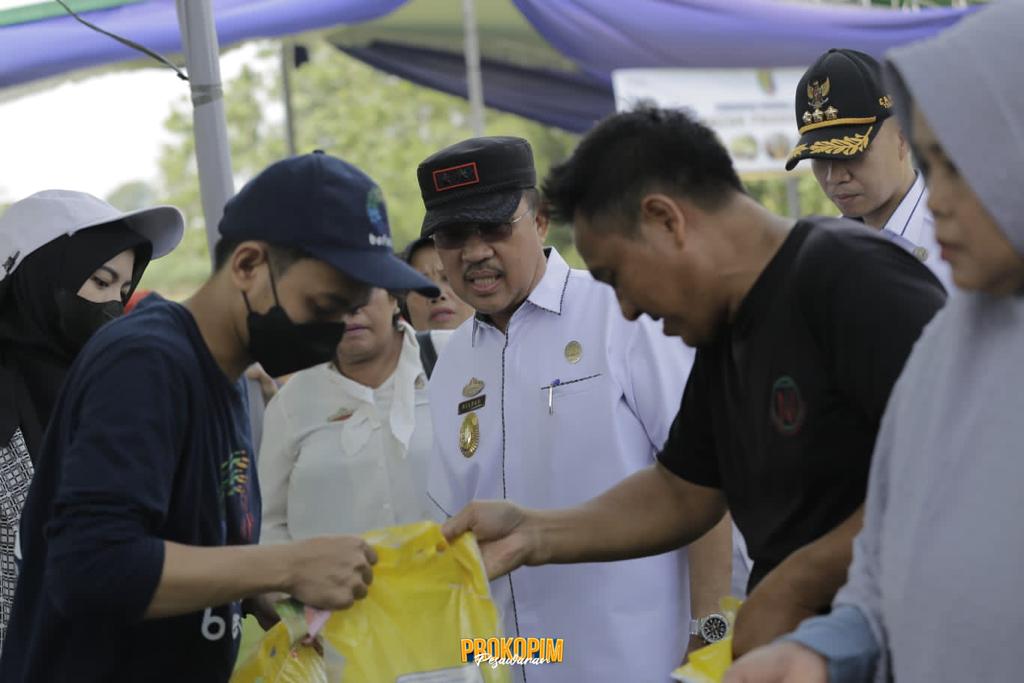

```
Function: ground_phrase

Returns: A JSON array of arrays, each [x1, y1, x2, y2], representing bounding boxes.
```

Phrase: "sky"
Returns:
[[0, 42, 263, 204]]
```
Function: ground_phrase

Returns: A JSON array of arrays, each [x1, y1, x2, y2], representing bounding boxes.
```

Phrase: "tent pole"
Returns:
[[176, 0, 235, 266], [461, 0, 485, 136], [281, 40, 297, 157]]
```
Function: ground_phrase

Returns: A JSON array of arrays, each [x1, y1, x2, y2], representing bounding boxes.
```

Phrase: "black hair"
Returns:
[[399, 236, 435, 267], [542, 106, 744, 235], [212, 237, 311, 273]]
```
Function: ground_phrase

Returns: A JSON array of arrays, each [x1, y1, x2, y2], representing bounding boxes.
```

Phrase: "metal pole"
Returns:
[[280, 40, 297, 157], [461, 0, 485, 137], [785, 176, 801, 219], [175, 0, 235, 264]]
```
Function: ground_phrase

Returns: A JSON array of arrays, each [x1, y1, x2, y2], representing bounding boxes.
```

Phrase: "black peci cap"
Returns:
[[417, 136, 536, 237]]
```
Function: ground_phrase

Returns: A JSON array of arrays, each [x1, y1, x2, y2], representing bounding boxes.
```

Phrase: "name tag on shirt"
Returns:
[[458, 396, 486, 415]]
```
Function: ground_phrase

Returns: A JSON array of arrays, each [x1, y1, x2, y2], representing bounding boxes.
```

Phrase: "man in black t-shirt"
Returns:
[[0, 153, 439, 682], [440, 107, 945, 657]]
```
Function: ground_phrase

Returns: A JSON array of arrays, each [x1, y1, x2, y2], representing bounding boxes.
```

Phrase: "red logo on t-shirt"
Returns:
[[770, 375, 805, 435]]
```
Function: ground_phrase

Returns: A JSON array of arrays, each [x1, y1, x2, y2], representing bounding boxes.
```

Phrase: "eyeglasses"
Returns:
[[432, 207, 534, 250]]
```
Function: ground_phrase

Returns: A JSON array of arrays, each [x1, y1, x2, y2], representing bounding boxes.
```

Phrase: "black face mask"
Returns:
[[244, 273, 347, 378], [54, 289, 124, 356]]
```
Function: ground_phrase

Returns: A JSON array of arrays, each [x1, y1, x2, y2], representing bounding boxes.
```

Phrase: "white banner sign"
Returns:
[[612, 67, 807, 175]]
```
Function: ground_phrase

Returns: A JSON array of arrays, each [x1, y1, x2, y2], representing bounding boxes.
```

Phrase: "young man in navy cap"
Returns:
[[0, 152, 438, 682], [418, 136, 737, 683], [787, 48, 951, 289]]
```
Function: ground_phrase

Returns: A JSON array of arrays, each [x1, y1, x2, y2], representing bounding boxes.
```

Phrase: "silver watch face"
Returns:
[[700, 614, 729, 643]]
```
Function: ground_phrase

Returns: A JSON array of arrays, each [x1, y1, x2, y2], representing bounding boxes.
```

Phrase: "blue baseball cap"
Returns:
[[218, 151, 439, 297]]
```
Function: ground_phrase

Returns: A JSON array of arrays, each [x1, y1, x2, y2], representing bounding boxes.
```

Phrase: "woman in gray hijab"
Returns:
[[725, 3, 1024, 682]]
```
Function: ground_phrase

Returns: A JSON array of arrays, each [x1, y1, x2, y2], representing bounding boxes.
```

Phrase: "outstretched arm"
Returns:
[[442, 462, 727, 579]]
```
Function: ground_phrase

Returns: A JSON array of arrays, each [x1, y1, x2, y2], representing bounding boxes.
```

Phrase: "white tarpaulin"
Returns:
[[612, 67, 807, 176]]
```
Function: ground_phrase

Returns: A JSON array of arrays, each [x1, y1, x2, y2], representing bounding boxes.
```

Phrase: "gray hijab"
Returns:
[[833, 4, 1024, 681], [883, 0, 1024, 255]]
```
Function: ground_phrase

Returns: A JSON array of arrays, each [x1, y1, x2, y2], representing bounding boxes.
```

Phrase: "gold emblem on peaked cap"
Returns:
[[564, 341, 583, 364], [459, 412, 480, 458], [807, 78, 830, 109], [804, 78, 834, 126], [462, 377, 485, 398]]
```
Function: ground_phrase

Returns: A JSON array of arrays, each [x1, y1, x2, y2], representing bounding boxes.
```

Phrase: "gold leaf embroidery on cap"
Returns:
[[808, 126, 873, 157]]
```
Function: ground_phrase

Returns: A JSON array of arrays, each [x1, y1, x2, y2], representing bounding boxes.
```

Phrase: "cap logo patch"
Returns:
[[879, 95, 894, 109], [802, 78, 838, 125], [365, 186, 392, 247], [807, 78, 830, 109], [433, 162, 480, 193]]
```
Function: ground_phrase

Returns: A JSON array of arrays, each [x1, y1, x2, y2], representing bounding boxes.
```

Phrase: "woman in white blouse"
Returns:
[[258, 288, 446, 542]]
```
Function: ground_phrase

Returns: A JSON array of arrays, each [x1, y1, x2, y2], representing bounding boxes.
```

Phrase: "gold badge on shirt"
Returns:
[[912, 246, 929, 262], [564, 340, 583, 364], [459, 412, 480, 458], [462, 377, 485, 397]]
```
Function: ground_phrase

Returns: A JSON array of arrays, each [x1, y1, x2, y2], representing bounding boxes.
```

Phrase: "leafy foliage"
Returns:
[[140, 40, 838, 297], [143, 41, 577, 297]]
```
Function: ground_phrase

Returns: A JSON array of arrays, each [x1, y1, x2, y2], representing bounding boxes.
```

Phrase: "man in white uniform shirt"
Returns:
[[417, 136, 734, 683], [786, 48, 952, 290]]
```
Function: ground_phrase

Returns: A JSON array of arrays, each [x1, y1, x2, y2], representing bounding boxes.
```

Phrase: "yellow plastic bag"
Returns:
[[232, 521, 508, 683], [671, 597, 743, 683], [231, 604, 329, 683]]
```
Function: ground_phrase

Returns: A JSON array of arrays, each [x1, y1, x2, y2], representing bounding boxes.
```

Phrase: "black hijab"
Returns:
[[0, 221, 153, 460]]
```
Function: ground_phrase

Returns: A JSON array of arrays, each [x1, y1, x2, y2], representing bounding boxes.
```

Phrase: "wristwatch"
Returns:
[[689, 613, 730, 644]]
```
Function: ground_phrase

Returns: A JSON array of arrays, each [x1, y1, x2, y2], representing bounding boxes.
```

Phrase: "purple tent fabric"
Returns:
[[0, 0, 978, 133], [512, 0, 978, 84], [339, 41, 615, 133], [0, 0, 408, 88], [334, 0, 975, 133]]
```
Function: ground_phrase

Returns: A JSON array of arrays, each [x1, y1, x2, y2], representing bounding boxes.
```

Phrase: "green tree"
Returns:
[[146, 40, 846, 297], [745, 174, 839, 218], [106, 180, 158, 212], [147, 40, 578, 297]]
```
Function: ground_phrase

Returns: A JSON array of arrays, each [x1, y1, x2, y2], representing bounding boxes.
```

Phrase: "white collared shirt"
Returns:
[[258, 322, 439, 542], [428, 248, 695, 683], [882, 172, 954, 291]]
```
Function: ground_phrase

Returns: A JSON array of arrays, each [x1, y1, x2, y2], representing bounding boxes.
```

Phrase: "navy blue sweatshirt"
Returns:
[[0, 296, 260, 682]]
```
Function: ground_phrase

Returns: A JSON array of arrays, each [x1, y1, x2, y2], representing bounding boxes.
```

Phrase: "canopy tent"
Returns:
[[1, 0, 979, 129], [342, 41, 613, 133], [0, 0, 411, 252], [0, 0, 408, 88], [513, 0, 977, 77], [0, 0, 980, 243], [329, 0, 977, 133]]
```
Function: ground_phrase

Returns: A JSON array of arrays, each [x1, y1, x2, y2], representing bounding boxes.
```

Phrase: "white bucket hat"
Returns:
[[0, 189, 185, 281]]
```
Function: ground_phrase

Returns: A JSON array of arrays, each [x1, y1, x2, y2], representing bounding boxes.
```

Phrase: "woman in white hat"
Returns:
[[0, 189, 183, 647]]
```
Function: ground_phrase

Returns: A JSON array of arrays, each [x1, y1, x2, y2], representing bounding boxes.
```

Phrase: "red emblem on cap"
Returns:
[[433, 162, 480, 192]]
